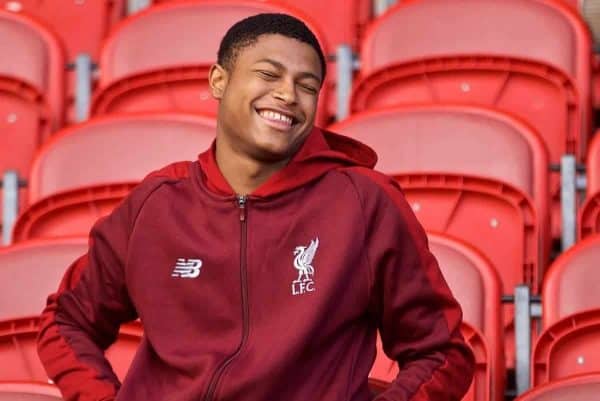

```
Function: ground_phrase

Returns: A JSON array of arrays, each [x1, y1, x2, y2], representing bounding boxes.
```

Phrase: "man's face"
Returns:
[[209, 34, 322, 163]]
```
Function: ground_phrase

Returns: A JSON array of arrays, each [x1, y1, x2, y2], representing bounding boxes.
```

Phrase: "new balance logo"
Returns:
[[171, 258, 202, 278]]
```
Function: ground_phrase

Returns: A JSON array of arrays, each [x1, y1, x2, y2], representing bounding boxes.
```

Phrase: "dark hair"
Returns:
[[217, 13, 326, 80]]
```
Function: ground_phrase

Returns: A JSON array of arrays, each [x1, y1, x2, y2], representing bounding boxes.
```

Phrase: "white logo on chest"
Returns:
[[171, 258, 203, 278], [292, 238, 319, 295]]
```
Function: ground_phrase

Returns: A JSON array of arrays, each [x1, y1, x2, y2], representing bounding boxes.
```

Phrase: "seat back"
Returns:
[[329, 105, 548, 205], [12, 113, 215, 241], [395, 174, 539, 292], [27, 113, 216, 203], [580, 136, 600, 238], [533, 310, 600, 385], [0, 9, 65, 187], [428, 233, 503, 338], [579, 192, 600, 239], [328, 104, 550, 256], [0, 381, 62, 400], [586, 133, 600, 195], [360, 0, 590, 87], [154, 0, 372, 50], [429, 233, 504, 401], [542, 235, 600, 327], [370, 233, 504, 401], [516, 374, 600, 401], [93, 0, 330, 124], [0, 238, 87, 320], [370, 322, 491, 401], [357, 0, 591, 159], [1, 0, 125, 60], [0, 316, 141, 382]]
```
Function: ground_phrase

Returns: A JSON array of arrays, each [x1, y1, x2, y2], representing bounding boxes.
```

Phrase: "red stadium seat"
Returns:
[[541, 234, 600, 326], [0, 238, 142, 382], [92, 0, 332, 125], [0, 316, 141, 382], [329, 105, 549, 293], [532, 309, 600, 385], [12, 113, 216, 241], [0, 0, 125, 61], [428, 233, 504, 401], [0, 238, 87, 321], [0, 381, 62, 400], [155, 0, 372, 50], [533, 236, 600, 385], [353, 0, 592, 236], [0, 10, 65, 226], [580, 134, 600, 239], [516, 374, 600, 401], [370, 233, 504, 401], [371, 322, 489, 401], [357, 0, 591, 141]]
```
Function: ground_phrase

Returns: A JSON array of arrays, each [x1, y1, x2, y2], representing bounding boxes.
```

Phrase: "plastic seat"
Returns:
[[370, 322, 489, 401], [0, 316, 141, 382], [515, 374, 600, 401], [369, 233, 505, 401], [532, 309, 600, 385], [532, 235, 600, 384], [579, 134, 600, 239], [0, 238, 87, 321], [155, 0, 372, 50], [12, 113, 216, 242], [1, 0, 125, 61], [0, 381, 62, 400], [329, 104, 549, 293], [353, 0, 592, 236], [542, 234, 600, 326], [361, 0, 591, 152], [92, 0, 331, 125], [0, 10, 65, 226]]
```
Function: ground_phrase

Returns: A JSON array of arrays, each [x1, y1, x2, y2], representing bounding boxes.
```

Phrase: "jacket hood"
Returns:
[[197, 127, 377, 197]]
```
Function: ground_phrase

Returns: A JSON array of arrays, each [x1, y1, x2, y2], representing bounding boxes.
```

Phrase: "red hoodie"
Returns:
[[37, 127, 474, 401]]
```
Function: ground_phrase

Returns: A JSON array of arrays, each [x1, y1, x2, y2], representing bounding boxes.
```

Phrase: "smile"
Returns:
[[256, 108, 297, 130]]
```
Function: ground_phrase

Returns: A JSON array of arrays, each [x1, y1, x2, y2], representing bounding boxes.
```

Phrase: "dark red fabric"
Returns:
[[37, 128, 473, 401]]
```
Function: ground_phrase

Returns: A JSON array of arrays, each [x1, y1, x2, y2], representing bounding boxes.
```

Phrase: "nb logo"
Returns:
[[171, 258, 203, 278]]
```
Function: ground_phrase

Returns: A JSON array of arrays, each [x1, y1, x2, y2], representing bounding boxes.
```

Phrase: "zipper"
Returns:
[[203, 195, 250, 401]]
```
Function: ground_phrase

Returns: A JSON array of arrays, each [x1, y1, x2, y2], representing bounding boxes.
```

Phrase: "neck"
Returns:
[[215, 139, 289, 196]]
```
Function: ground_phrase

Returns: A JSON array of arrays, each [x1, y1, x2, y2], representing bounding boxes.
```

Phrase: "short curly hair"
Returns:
[[217, 13, 326, 81]]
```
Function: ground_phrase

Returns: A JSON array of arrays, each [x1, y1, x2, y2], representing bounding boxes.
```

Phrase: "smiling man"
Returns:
[[37, 13, 474, 401]]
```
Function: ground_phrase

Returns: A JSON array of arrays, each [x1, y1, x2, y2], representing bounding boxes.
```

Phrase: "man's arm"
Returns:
[[37, 175, 171, 401], [354, 171, 475, 401]]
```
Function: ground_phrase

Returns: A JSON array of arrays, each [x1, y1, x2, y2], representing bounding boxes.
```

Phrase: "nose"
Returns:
[[273, 78, 297, 105]]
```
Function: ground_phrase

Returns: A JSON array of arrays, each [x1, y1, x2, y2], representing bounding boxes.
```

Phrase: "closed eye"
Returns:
[[257, 70, 279, 80], [298, 83, 318, 95]]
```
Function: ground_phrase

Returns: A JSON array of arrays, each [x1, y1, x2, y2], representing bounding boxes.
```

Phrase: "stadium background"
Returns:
[[0, 0, 599, 400]]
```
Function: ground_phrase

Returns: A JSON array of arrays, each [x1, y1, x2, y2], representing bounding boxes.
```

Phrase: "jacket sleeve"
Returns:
[[37, 177, 167, 401], [361, 173, 475, 401]]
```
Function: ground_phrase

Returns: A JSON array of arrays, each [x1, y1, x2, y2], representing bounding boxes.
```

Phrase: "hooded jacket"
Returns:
[[37, 127, 475, 401]]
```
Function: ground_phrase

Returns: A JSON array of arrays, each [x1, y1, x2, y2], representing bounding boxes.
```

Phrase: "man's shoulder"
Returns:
[[144, 160, 194, 182], [339, 166, 404, 200], [124, 161, 195, 207]]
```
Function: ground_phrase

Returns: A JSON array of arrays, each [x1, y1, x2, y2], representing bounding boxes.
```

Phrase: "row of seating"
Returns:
[[1, 376, 598, 401], [1, 232, 598, 401], [4, 107, 600, 371], [1, 1, 598, 399], [1, 0, 595, 239]]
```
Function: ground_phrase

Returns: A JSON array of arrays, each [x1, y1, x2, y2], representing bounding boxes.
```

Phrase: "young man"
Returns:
[[37, 13, 474, 401]]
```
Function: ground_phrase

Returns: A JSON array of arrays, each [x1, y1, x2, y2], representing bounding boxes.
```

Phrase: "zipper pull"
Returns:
[[237, 195, 247, 222]]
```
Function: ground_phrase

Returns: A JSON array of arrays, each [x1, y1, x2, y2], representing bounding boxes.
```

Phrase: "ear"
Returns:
[[209, 63, 228, 100]]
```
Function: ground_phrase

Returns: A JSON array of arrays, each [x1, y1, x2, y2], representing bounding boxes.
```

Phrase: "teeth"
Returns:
[[259, 110, 293, 125]]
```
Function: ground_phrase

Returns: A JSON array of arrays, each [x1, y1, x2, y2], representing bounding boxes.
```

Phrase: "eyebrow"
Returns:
[[255, 58, 322, 84]]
